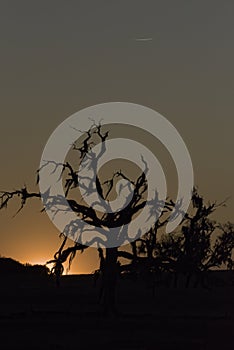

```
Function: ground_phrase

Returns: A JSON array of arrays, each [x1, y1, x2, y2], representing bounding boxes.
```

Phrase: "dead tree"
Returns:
[[0, 122, 168, 315]]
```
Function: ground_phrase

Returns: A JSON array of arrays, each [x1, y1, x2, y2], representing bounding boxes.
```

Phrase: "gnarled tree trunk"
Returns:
[[101, 247, 118, 316]]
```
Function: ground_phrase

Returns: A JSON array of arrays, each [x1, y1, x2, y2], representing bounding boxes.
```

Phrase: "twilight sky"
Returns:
[[0, 0, 233, 274]]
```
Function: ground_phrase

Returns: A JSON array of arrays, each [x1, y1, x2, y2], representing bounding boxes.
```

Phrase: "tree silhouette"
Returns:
[[1, 124, 234, 315], [117, 189, 234, 291], [0, 123, 170, 315], [157, 189, 234, 288]]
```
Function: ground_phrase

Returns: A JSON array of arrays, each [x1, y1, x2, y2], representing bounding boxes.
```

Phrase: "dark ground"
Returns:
[[0, 272, 233, 350]]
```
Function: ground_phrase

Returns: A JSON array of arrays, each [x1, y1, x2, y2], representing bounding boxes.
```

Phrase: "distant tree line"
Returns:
[[0, 257, 49, 277]]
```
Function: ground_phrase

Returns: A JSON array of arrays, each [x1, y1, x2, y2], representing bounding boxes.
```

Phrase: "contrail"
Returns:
[[134, 37, 153, 42]]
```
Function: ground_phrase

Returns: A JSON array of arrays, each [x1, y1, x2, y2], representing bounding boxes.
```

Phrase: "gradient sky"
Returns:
[[0, 1, 233, 274]]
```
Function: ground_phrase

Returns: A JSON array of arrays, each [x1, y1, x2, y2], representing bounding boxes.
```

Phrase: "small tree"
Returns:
[[157, 189, 234, 288]]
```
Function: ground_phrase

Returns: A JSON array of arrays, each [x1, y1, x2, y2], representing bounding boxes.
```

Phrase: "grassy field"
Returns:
[[0, 272, 233, 350]]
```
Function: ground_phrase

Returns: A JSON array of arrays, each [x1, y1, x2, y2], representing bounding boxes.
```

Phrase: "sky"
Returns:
[[0, 0, 233, 274]]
